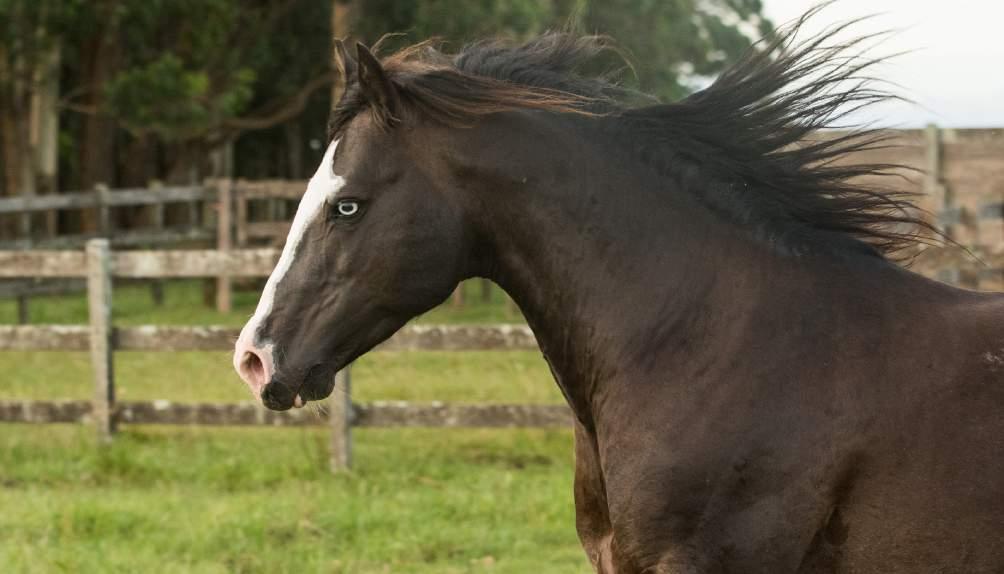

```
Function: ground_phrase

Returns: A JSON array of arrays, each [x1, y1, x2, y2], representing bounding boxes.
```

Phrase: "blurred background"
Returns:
[[0, 1, 1001, 573]]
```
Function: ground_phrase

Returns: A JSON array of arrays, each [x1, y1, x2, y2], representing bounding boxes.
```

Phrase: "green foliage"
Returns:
[[99, 0, 329, 141], [352, 0, 770, 102], [578, 0, 770, 100], [106, 55, 254, 139], [0, 0, 88, 93], [355, 0, 562, 46], [4, 0, 771, 185], [0, 0, 88, 53]]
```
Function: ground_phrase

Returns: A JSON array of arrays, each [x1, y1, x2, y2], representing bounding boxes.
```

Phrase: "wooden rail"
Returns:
[[0, 324, 538, 352], [1, 245, 998, 281], [0, 185, 212, 213], [0, 240, 549, 471], [0, 400, 572, 428], [0, 248, 280, 278], [4, 125, 1001, 311]]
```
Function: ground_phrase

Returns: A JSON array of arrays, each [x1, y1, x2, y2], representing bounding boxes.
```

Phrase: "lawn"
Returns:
[[0, 280, 587, 573]]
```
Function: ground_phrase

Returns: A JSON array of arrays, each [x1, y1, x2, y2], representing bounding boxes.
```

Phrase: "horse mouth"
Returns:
[[260, 366, 336, 411]]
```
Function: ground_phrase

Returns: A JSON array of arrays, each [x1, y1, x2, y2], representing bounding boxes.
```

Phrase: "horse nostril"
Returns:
[[242, 351, 263, 379], [239, 350, 267, 393]]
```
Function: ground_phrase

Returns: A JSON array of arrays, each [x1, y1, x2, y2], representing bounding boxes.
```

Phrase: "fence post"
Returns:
[[86, 239, 115, 443], [451, 282, 465, 308], [216, 179, 233, 313], [329, 366, 352, 473], [479, 278, 492, 303], [927, 125, 981, 288], [235, 183, 248, 248], [926, 124, 951, 235], [149, 180, 165, 306], [18, 208, 31, 241], [95, 183, 112, 237], [16, 295, 29, 324]]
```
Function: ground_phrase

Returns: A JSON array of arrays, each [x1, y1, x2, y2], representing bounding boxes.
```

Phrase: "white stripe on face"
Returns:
[[243, 139, 346, 345]]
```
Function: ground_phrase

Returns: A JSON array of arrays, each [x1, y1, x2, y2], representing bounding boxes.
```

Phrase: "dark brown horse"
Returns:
[[233, 12, 1004, 573]]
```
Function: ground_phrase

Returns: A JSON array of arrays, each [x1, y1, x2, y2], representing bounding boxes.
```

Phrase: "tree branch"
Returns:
[[221, 71, 337, 133]]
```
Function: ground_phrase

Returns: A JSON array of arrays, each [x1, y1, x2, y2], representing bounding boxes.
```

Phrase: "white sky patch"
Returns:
[[762, 0, 1004, 128], [245, 139, 345, 344]]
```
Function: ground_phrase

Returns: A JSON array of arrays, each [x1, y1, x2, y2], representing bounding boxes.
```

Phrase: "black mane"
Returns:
[[330, 7, 937, 258]]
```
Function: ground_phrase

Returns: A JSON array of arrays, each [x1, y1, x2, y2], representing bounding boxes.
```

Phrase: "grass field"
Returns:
[[0, 280, 587, 573]]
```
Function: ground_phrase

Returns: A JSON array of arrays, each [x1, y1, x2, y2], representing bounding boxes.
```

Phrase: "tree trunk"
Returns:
[[0, 44, 38, 239], [331, 0, 354, 104], [32, 44, 60, 237], [120, 133, 159, 229], [76, 23, 119, 233]]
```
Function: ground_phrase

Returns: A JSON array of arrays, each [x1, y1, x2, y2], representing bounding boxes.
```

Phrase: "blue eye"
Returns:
[[337, 200, 359, 217], [332, 199, 364, 220]]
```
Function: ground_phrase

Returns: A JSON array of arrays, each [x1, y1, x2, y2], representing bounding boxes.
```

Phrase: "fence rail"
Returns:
[[4, 126, 1003, 308], [0, 324, 538, 352], [0, 240, 553, 471], [0, 185, 211, 214], [3, 240, 1002, 470], [3, 123, 1004, 468], [0, 248, 280, 278], [0, 400, 573, 428]]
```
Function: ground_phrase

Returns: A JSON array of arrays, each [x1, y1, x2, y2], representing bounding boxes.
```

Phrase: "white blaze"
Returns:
[[243, 139, 346, 344]]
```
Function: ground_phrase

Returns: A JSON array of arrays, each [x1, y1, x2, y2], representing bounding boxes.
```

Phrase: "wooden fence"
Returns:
[[0, 177, 510, 316], [0, 240, 571, 472], [3, 126, 1002, 309]]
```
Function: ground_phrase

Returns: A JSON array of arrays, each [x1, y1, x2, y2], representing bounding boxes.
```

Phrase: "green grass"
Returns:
[[0, 425, 585, 573], [0, 279, 585, 572], [0, 349, 562, 404], [0, 278, 522, 327]]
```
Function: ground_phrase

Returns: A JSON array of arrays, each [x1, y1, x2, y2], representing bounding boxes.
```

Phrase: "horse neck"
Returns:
[[466, 121, 795, 427]]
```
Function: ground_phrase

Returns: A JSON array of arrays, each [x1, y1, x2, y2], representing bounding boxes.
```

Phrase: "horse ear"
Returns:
[[333, 39, 357, 86], [356, 42, 400, 125]]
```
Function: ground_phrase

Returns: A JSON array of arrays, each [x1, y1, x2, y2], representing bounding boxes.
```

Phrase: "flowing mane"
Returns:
[[329, 8, 938, 258]]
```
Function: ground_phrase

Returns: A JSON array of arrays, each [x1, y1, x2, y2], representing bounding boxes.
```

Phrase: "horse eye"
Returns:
[[334, 200, 361, 218]]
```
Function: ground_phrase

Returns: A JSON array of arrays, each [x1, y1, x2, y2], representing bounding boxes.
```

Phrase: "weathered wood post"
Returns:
[[86, 239, 115, 443], [329, 366, 353, 472], [451, 281, 465, 308], [16, 294, 29, 324], [927, 125, 979, 288], [216, 179, 233, 313], [479, 278, 492, 303], [18, 207, 31, 241], [95, 184, 112, 237], [926, 124, 952, 232], [149, 180, 166, 307], [235, 182, 248, 248]]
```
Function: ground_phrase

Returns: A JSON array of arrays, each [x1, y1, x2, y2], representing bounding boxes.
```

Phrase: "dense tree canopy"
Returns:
[[0, 0, 771, 222], [353, 0, 771, 100]]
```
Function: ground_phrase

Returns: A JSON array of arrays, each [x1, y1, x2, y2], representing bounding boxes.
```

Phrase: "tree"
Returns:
[[348, 0, 770, 102], [0, 1, 90, 238], [1, 0, 772, 227], [581, 0, 772, 100], [99, 0, 335, 183]]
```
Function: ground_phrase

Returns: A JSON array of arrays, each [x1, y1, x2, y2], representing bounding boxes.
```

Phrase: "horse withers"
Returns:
[[233, 12, 1004, 574]]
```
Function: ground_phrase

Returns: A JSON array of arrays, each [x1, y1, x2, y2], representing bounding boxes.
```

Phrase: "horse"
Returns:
[[232, 11, 1004, 573]]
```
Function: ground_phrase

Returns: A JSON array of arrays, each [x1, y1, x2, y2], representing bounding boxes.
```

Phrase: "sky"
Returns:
[[761, 0, 1004, 128]]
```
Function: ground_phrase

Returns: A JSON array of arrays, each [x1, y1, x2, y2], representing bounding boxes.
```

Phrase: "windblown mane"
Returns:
[[329, 7, 938, 258]]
